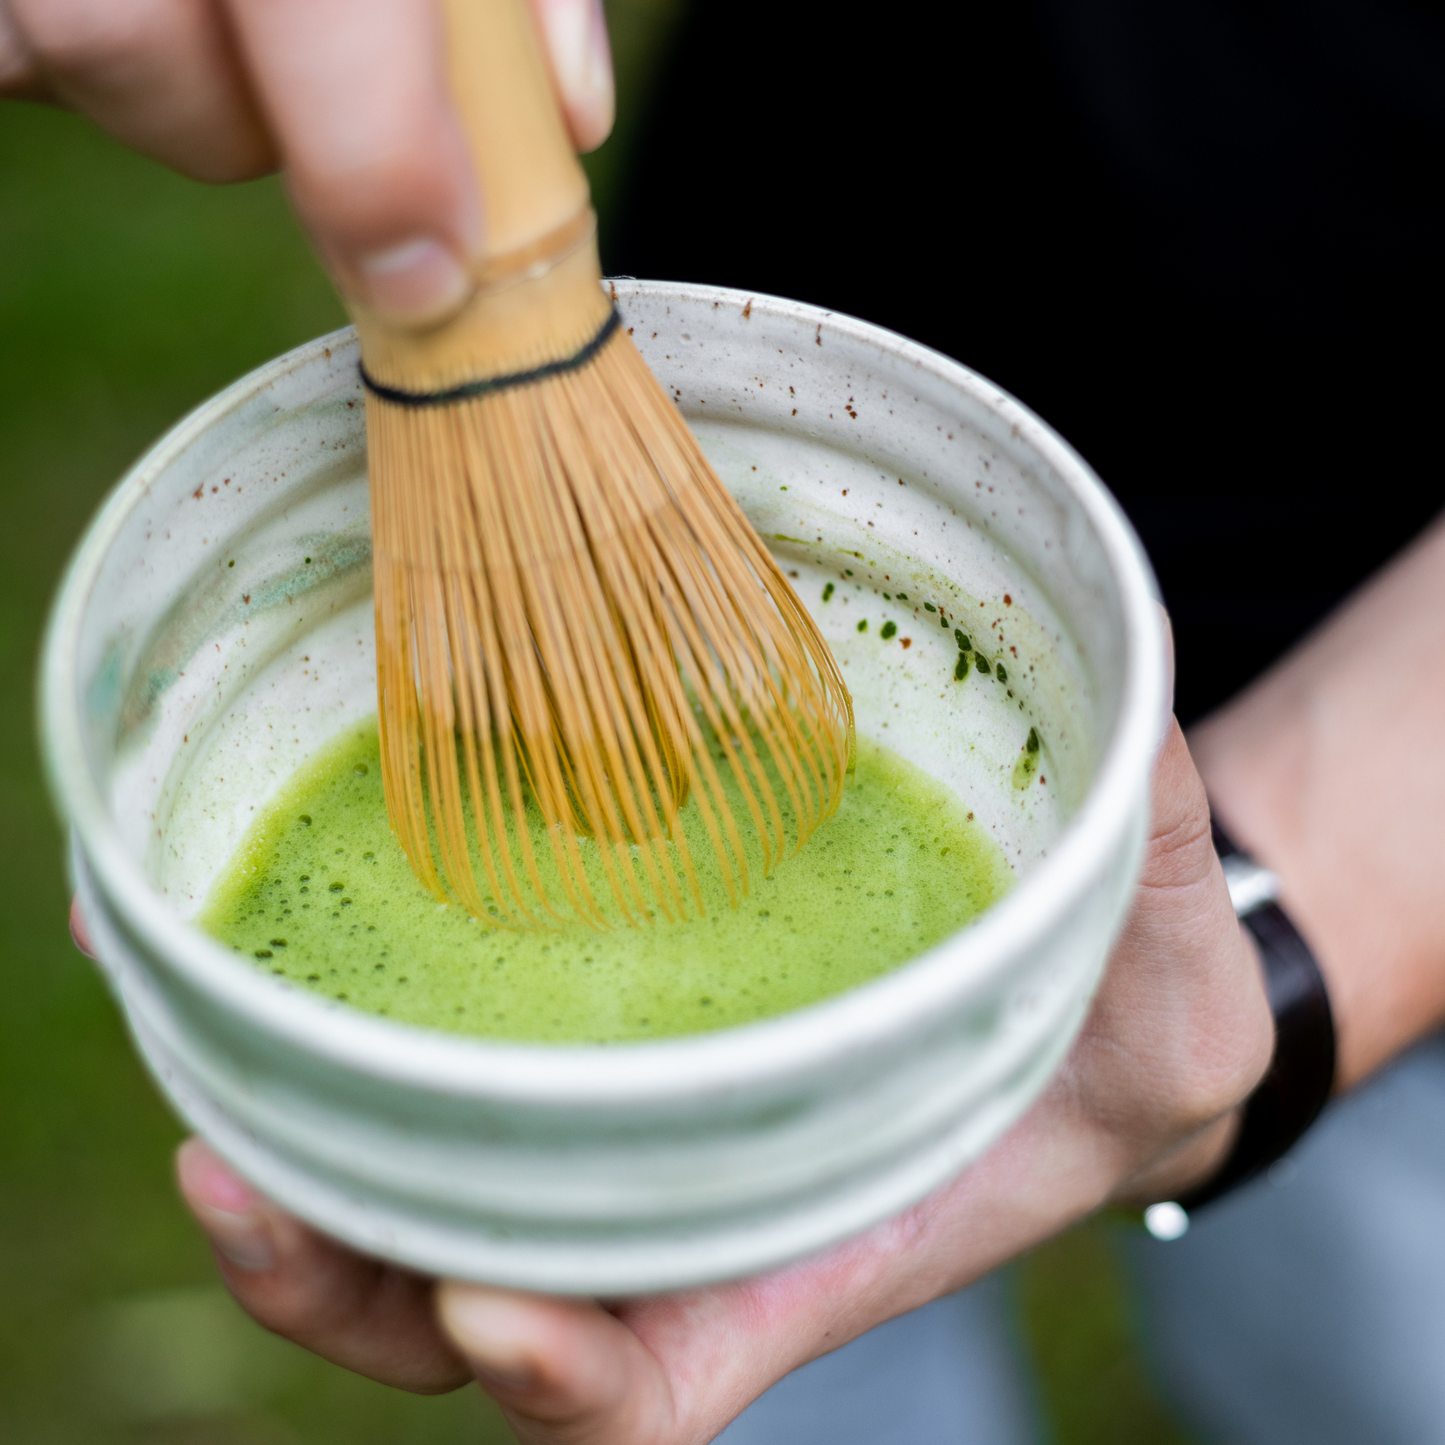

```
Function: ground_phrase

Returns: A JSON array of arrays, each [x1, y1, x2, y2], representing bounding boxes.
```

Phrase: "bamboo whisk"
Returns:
[[348, 0, 853, 928]]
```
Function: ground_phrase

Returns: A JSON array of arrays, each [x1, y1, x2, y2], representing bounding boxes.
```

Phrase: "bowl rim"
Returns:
[[39, 280, 1165, 1105]]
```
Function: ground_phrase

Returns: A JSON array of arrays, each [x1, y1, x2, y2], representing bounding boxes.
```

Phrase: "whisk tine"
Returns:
[[494, 395, 655, 924], [460, 399, 608, 927], [607, 343, 844, 837]]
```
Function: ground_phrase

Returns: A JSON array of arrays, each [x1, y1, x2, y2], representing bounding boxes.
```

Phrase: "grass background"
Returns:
[[0, 5, 1193, 1441]]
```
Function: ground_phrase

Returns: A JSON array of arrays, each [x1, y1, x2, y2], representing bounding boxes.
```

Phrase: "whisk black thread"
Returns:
[[359, 308, 622, 409]]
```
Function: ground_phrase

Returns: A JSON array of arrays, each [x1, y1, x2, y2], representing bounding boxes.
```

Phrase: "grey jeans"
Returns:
[[716, 1271, 1038, 1445], [715, 1033, 1445, 1443], [1128, 1031, 1445, 1445]]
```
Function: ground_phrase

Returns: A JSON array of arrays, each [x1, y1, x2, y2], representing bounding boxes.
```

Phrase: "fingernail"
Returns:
[[583, 0, 615, 113], [201, 1206, 276, 1272], [541, 0, 615, 146], [69, 899, 94, 959], [355, 237, 472, 327], [1157, 601, 1176, 752], [177, 1141, 275, 1271], [437, 1285, 540, 1388]]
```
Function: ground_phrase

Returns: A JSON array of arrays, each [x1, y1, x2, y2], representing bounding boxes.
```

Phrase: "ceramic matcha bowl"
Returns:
[[41, 282, 1165, 1294]]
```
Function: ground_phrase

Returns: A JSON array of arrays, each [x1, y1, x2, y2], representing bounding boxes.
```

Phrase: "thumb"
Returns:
[[528, 0, 615, 154], [1073, 718, 1272, 1154], [437, 1283, 677, 1445]]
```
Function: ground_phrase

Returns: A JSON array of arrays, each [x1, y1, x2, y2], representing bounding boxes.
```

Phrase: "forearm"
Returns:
[[1190, 512, 1445, 1092]]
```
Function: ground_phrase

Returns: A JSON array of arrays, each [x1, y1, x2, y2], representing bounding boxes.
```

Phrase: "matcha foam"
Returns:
[[200, 719, 1011, 1043]]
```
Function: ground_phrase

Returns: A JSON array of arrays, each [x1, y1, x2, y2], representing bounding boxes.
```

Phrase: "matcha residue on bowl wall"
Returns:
[[199, 720, 1012, 1043]]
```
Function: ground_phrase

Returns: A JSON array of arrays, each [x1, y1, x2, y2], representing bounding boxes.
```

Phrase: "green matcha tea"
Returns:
[[200, 720, 1011, 1043]]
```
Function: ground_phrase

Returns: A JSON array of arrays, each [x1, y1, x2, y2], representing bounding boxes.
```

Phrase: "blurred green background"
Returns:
[[0, 4, 1193, 1442]]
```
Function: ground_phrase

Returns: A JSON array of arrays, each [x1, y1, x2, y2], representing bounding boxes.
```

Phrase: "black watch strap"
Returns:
[[1172, 820, 1337, 1215]]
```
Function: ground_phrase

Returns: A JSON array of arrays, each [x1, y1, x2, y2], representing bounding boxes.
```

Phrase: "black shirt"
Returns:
[[609, 0, 1445, 722]]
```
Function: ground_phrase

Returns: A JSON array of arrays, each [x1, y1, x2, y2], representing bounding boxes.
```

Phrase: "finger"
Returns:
[[0, 1, 48, 98], [176, 1138, 471, 1393], [4, 0, 276, 180], [438, 1283, 676, 1445], [69, 896, 95, 958], [527, 0, 614, 153], [222, 0, 481, 328]]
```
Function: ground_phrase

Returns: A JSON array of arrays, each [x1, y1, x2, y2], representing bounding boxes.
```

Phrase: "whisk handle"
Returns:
[[352, 1, 608, 394], [442, 0, 594, 261]]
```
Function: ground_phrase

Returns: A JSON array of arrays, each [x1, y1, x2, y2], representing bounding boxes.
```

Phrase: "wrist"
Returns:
[[1189, 518, 1445, 1093], [1108, 1108, 1241, 1209], [1193, 696, 1428, 1095]]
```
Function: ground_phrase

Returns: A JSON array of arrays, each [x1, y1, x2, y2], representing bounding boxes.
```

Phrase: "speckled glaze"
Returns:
[[40, 283, 1166, 1293]]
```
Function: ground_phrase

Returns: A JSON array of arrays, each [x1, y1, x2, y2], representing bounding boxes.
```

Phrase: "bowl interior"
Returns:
[[54, 284, 1147, 1035]]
